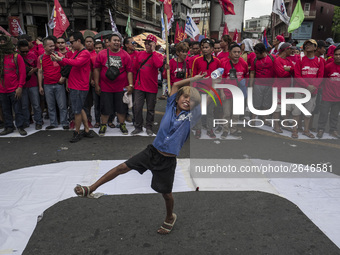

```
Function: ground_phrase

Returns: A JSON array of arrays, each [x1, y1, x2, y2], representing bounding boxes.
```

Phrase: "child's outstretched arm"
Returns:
[[170, 73, 206, 97]]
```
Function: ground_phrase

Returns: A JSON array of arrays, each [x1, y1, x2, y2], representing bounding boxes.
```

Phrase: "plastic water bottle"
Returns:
[[211, 68, 224, 79]]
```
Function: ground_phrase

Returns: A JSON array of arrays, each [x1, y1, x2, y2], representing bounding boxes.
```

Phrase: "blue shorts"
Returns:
[[69, 89, 88, 114]]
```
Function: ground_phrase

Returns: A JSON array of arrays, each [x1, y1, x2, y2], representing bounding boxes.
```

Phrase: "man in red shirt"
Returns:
[[52, 31, 94, 143], [55, 37, 69, 56], [218, 35, 232, 62], [317, 46, 340, 139], [292, 39, 324, 139], [213, 40, 222, 58], [94, 33, 133, 136], [0, 35, 27, 136], [37, 36, 69, 130], [17, 39, 43, 130], [272, 43, 295, 133], [188, 41, 200, 77], [220, 43, 248, 139], [270, 35, 285, 55], [168, 42, 189, 86], [192, 38, 222, 138], [131, 34, 164, 136], [249, 43, 275, 120]]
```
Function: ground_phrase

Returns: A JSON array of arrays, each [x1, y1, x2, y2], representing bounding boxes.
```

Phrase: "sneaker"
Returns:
[[316, 129, 324, 139], [207, 129, 216, 139], [194, 129, 201, 139], [0, 127, 14, 136], [146, 128, 153, 136], [120, 123, 128, 135], [87, 120, 93, 128], [131, 128, 143, 135], [35, 124, 42, 130], [99, 124, 107, 136], [18, 128, 27, 136], [69, 120, 75, 130], [329, 130, 340, 139], [220, 131, 228, 140], [81, 130, 95, 138], [63, 125, 69, 130], [70, 131, 82, 143], [45, 125, 57, 130], [215, 125, 222, 134]]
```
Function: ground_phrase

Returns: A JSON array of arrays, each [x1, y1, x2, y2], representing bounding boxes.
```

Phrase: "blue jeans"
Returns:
[[44, 84, 68, 126], [22, 86, 43, 125], [0, 92, 24, 128]]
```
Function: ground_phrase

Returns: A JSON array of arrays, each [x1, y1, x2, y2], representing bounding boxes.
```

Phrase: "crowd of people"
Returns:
[[0, 31, 339, 142]]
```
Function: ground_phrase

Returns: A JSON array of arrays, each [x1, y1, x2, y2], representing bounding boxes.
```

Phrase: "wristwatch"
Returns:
[[129, 84, 134, 88]]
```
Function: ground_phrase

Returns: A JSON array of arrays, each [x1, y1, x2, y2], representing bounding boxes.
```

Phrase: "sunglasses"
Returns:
[[20, 51, 29, 53], [69, 40, 75, 45]]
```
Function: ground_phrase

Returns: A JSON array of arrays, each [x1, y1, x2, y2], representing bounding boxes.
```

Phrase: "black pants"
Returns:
[[133, 89, 157, 130], [318, 100, 340, 132]]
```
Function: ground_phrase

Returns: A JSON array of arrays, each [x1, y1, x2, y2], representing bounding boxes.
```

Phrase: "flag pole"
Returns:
[[163, 12, 171, 94]]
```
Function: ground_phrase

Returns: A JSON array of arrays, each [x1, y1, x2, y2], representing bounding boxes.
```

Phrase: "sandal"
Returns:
[[157, 213, 177, 235], [273, 128, 283, 133], [74, 184, 93, 198], [291, 131, 299, 139], [108, 123, 115, 128], [302, 131, 315, 139]]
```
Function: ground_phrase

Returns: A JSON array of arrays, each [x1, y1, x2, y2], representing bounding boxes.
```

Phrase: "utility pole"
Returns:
[[87, 0, 91, 29]]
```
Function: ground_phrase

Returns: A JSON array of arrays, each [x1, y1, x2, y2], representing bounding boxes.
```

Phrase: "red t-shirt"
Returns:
[[37, 52, 62, 85], [94, 48, 133, 93], [294, 56, 324, 95], [250, 54, 276, 86], [169, 58, 188, 85], [322, 62, 340, 102], [0, 53, 26, 93], [128, 50, 139, 84], [217, 51, 229, 61], [222, 59, 248, 99], [192, 55, 222, 90], [273, 57, 294, 94], [188, 54, 200, 72], [60, 49, 91, 91], [133, 51, 164, 93], [23, 51, 38, 88], [286, 55, 300, 67]]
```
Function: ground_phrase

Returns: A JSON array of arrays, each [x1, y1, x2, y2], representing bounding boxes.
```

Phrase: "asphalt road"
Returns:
[[1, 89, 340, 254]]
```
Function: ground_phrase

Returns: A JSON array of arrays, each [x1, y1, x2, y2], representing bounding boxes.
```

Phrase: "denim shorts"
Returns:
[[69, 89, 88, 114]]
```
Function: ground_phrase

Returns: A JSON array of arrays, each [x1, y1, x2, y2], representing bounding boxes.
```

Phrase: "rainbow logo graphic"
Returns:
[[197, 87, 223, 106]]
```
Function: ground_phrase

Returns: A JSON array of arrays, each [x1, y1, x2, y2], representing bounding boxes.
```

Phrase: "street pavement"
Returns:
[[1, 89, 340, 254]]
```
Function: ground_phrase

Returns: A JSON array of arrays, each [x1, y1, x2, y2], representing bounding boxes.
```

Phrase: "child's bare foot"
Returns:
[[157, 213, 177, 235]]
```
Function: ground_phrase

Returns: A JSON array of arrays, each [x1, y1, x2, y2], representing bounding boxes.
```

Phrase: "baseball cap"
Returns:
[[143, 34, 157, 44], [325, 38, 335, 45], [303, 39, 317, 49], [279, 42, 292, 52], [276, 35, 285, 43]]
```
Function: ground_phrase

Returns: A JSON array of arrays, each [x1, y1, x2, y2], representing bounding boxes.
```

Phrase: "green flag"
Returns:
[[288, 0, 304, 33], [125, 14, 132, 37]]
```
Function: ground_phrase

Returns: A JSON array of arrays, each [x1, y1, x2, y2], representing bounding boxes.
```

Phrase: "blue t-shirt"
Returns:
[[152, 93, 200, 156]]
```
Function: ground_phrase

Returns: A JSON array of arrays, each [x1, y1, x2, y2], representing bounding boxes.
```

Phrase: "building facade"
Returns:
[[244, 15, 270, 39], [191, 0, 210, 36], [271, 0, 334, 43], [0, 0, 164, 39]]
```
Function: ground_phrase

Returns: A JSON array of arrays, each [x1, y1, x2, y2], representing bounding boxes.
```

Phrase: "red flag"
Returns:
[[223, 22, 229, 36], [204, 30, 207, 38], [179, 27, 184, 41], [53, 0, 70, 38], [233, 29, 239, 43], [218, 0, 235, 15], [161, 0, 173, 29], [175, 23, 180, 43]]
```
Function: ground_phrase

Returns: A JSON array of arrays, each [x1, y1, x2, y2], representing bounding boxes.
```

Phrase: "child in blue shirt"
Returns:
[[74, 74, 204, 234]]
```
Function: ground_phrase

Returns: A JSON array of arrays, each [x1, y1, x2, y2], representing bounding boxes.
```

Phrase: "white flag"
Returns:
[[45, 24, 49, 37], [108, 9, 119, 33], [161, 9, 166, 41], [273, 0, 290, 25], [185, 12, 200, 38], [13, 18, 24, 35], [48, 6, 55, 29]]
